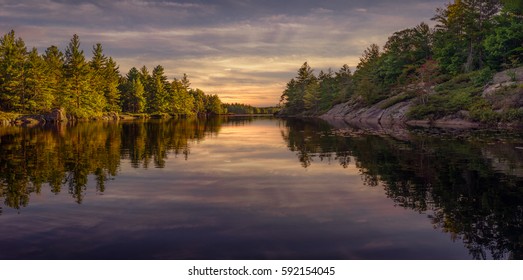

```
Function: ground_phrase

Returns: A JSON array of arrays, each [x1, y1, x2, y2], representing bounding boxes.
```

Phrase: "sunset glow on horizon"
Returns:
[[1, 0, 444, 106]]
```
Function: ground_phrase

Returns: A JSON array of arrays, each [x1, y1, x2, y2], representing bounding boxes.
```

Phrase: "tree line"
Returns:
[[0, 31, 225, 119], [223, 102, 279, 115], [280, 0, 523, 115]]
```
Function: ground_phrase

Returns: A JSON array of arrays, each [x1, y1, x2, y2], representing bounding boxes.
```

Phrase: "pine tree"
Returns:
[[63, 34, 93, 118], [104, 57, 121, 112], [484, 2, 523, 69], [148, 65, 169, 113], [139, 65, 152, 111], [205, 94, 223, 115], [173, 73, 196, 115], [433, 0, 502, 73], [131, 78, 146, 113], [190, 88, 206, 115], [42, 45, 64, 109], [0, 30, 27, 112], [24, 48, 53, 112], [334, 64, 353, 103], [353, 44, 383, 104], [89, 43, 107, 106], [120, 67, 138, 112]]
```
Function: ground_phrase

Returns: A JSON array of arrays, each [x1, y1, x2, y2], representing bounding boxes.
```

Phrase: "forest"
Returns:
[[1, 0, 521, 122], [223, 103, 279, 115], [280, 0, 523, 122], [0, 32, 227, 119]]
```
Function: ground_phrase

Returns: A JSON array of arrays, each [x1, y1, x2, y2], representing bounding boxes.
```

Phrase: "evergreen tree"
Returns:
[[90, 43, 107, 96], [120, 67, 139, 112], [381, 22, 433, 85], [139, 65, 153, 111], [205, 94, 223, 115], [484, 8, 523, 69], [353, 44, 383, 104], [190, 88, 206, 115], [148, 65, 169, 113], [90, 44, 120, 112], [170, 77, 195, 115], [104, 57, 121, 112], [63, 34, 94, 118], [334, 64, 353, 103], [42, 45, 64, 109], [0, 30, 27, 112], [24, 48, 53, 112], [130, 78, 146, 113], [317, 69, 337, 111], [181, 73, 191, 90], [432, 0, 502, 73]]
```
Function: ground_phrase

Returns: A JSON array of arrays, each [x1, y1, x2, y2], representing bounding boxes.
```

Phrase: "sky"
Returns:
[[1, 0, 445, 106]]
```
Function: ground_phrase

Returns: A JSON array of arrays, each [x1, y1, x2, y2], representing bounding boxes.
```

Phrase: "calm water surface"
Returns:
[[0, 117, 522, 259]]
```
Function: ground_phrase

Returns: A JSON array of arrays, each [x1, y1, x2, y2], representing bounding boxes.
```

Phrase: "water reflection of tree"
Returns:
[[282, 118, 353, 168], [0, 117, 221, 208], [282, 118, 523, 259]]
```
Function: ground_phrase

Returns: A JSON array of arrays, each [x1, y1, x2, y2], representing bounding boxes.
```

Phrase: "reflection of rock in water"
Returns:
[[281, 118, 523, 259], [320, 114, 413, 142], [482, 145, 523, 177]]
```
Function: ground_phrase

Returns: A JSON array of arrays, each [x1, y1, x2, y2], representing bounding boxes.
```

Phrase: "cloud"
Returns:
[[0, 0, 444, 106]]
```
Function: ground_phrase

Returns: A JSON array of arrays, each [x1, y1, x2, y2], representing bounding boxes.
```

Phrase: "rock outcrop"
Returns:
[[321, 67, 523, 130], [322, 97, 412, 129]]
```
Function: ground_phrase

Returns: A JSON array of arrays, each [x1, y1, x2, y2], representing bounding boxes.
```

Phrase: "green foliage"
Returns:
[[381, 23, 434, 86], [169, 75, 195, 116], [469, 99, 499, 123], [0, 31, 226, 120], [280, 21, 435, 115], [280, 62, 320, 114], [24, 48, 53, 113], [432, 0, 503, 73], [379, 92, 416, 110], [500, 108, 523, 121], [42, 45, 64, 109], [147, 65, 169, 114], [224, 103, 279, 114], [280, 62, 358, 115], [353, 44, 386, 105], [471, 67, 495, 86], [507, 69, 517, 81], [408, 89, 474, 120], [205, 94, 223, 115], [408, 70, 488, 120], [484, 12, 523, 69], [0, 30, 27, 112], [63, 34, 101, 118], [501, 0, 523, 14]]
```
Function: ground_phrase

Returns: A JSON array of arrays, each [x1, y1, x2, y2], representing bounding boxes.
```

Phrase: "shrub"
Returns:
[[471, 68, 494, 86], [501, 108, 523, 122], [469, 100, 498, 123], [379, 92, 415, 109]]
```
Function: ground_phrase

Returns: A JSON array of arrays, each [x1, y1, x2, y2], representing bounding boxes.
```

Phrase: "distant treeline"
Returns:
[[223, 102, 279, 115], [280, 0, 523, 117], [0, 32, 226, 119]]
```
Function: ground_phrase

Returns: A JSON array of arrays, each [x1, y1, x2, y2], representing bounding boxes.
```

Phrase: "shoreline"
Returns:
[[0, 112, 277, 127]]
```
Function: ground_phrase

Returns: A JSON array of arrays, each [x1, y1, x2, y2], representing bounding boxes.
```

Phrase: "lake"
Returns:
[[0, 116, 522, 260]]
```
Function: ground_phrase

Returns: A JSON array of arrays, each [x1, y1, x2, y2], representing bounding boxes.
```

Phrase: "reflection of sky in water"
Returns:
[[0, 119, 469, 259]]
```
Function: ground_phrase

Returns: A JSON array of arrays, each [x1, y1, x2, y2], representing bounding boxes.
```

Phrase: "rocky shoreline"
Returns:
[[320, 67, 523, 131], [0, 109, 152, 126]]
